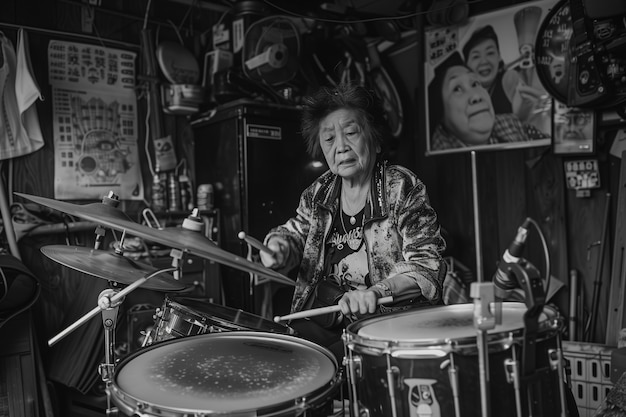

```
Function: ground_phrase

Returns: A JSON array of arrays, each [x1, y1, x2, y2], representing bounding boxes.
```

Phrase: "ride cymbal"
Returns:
[[15, 192, 134, 223], [41, 245, 190, 292], [18, 193, 294, 287]]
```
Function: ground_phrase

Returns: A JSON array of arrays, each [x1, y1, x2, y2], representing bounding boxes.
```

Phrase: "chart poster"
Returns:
[[48, 40, 143, 200]]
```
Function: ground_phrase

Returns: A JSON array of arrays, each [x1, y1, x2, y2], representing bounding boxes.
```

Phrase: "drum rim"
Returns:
[[110, 331, 341, 415], [162, 296, 295, 334], [345, 302, 560, 353]]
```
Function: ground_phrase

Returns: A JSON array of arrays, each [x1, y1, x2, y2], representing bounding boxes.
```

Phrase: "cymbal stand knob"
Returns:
[[102, 191, 120, 208], [182, 208, 203, 232], [169, 248, 184, 280], [94, 225, 107, 250]]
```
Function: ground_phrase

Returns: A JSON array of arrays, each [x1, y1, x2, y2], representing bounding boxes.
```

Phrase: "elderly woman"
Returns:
[[260, 82, 446, 359]]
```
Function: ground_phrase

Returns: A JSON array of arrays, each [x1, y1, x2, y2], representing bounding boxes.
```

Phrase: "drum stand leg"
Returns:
[[385, 355, 400, 417], [343, 345, 361, 417], [98, 289, 123, 417], [505, 357, 523, 417], [442, 356, 462, 417], [549, 347, 569, 417]]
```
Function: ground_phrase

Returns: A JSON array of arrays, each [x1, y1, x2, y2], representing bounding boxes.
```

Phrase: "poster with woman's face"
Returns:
[[424, 0, 557, 155]]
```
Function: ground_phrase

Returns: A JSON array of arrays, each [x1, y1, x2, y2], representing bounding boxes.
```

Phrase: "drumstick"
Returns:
[[238, 231, 274, 256], [274, 296, 394, 323]]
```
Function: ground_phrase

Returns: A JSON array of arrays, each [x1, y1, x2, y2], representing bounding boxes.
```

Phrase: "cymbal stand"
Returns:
[[48, 266, 178, 346], [470, 282, 501, 417], [97, 288, 123, 416]]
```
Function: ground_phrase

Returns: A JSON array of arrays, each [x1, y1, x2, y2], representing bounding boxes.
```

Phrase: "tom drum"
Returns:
[[148, 296, 294, 344], [343, 302, 567, 417]]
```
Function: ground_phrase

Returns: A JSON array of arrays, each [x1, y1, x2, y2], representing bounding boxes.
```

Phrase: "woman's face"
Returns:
[[441, 65, 495, 145], [319, 108, 380, 181], [465, 38, 500, 89]]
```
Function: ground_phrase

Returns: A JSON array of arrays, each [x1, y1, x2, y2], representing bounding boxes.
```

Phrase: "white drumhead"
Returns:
[[113, 332, 337, 414], [355, 302, 553, 343]]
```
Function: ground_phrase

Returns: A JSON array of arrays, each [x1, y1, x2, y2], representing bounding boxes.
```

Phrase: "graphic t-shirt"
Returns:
[[326, 207, 370, 291]]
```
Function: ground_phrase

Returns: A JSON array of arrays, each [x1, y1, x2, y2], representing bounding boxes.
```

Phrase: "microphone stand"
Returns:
[[470, 282, 501, 417], [505, 261, 567, 417]]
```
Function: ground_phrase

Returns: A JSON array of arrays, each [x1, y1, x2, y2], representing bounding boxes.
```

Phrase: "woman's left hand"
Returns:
[[337, 289, 380, 317]]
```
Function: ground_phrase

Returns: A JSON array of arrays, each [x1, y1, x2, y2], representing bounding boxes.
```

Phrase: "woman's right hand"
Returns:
[[260, 237, 289, 269]]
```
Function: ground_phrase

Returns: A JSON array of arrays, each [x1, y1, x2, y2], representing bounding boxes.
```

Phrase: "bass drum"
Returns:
[[343, 302, 568, 417], [147, 296, 295, 345], [109, 332, 342, 416]]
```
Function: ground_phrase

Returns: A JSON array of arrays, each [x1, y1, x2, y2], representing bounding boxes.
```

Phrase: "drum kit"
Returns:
[[17, 191, 574, 417]]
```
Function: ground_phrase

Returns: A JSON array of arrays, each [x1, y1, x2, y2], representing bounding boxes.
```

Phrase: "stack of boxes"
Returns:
[[563, 341, 614, 416]]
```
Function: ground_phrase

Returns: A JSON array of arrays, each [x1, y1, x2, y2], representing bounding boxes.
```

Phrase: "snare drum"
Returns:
[[148, 296, 294, 344], [109, 332, 342, 416], [343, 302, 566, 417]]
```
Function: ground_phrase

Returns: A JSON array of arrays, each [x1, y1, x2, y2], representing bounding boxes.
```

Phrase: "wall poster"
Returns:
[[424, 0, 558, 155], [48, 40, 143, 200]]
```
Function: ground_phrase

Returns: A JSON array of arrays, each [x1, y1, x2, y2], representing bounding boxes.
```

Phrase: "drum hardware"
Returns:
[[344, 348, 361, 417], [504, 358, 523, 417], [470, 282, 501, 417], [97, 288, 122, 416], [16, 191, 294, 286], [442, 357, 462, 417], [385, 358, 400, 417], [46, 266, 176, 417], [549, 348, 569, 417], [47, 265, 177, 347], [505, 261, 552, 417]]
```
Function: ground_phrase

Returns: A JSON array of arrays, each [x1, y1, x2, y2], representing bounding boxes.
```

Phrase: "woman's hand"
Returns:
[[512, 84, 545, 122], [337, 289, 380, 317], [260, 237, 290, 269]]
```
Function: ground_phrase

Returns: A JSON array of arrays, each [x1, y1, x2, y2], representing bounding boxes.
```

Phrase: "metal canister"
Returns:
[[168, 172, 181, 211], [197, 183, 214, 210], [151, 173, 167, 212], [179, 173, 193, 211]]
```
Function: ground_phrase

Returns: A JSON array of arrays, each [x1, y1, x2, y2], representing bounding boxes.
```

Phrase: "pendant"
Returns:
[[350, 216, 356, 225], [347, 237, 362, 251]]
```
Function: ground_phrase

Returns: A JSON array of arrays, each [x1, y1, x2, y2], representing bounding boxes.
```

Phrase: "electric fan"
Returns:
[[242, 16, 301, 86]]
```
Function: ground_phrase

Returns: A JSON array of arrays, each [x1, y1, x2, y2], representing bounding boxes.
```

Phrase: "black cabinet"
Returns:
[[191, 100, 321, 311]]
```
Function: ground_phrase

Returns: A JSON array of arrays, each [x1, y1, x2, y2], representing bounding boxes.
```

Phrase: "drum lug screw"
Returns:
[[548, 348, 561, 371], [346, 355, 363, 380]]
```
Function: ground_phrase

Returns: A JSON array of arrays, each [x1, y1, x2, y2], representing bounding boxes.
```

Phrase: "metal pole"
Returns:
[[471, 151, 483, 282]]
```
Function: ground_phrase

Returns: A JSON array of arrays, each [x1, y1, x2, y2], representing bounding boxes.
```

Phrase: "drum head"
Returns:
[[348, 302, 556, 347], [112, 332, 338, 415], [169, 296, 293, 334]]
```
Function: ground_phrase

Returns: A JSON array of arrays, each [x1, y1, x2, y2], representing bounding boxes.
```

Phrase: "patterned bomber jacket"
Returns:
[[264, 158, 447, 314]]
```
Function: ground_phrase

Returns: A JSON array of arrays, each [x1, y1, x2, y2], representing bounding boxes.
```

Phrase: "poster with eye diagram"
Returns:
[[48, 40, 143, 200]]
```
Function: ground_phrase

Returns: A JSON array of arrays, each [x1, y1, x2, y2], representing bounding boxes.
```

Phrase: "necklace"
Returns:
[[340, 202, 364, 251], [341, 186, 368, 225]]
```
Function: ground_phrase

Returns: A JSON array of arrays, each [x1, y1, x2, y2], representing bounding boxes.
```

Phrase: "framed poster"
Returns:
[[552, 100, 596, 155], [424, 0, 558, 155]]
